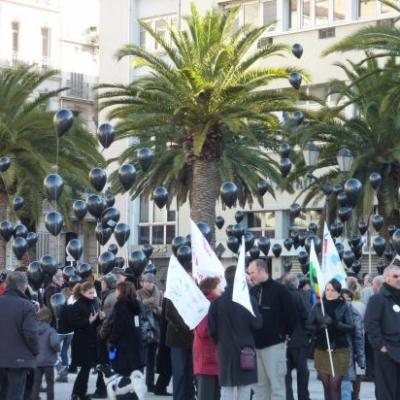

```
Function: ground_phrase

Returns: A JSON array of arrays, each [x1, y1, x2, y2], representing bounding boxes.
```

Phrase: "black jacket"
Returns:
[[0, 289, 39, 368], [208, 286, 262, 387], [306, 300, 354, 351], [109, 298, 144, 374], [287, 288, 311, 348], [250, 278, 296, 349], [165, 299, 193, 349], [70, 296, 100, 367], [365, 284, 400, 363], [43, 283, 61, 308]]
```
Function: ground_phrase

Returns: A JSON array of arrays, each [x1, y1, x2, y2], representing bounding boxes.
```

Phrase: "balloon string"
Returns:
[[1, 171, 15, 269]]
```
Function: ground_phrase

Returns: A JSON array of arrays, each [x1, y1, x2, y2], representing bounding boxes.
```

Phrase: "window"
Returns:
[[154, 19, 167, 50], [244, 2, 259, 26], [381, 0, 399, 13], [315, 0, 329, 25], [41, 27, 51, 65], [247, 211, 276, 238], [359, 0, 377, 18], [11, 21, 19, 60], [302, 0, 312, 27], [289, 0, 298, 29], [333, 0, 346, 20], [140, 15, 176, 51], [140, 197, 149, 223], [139, 24, 146, 49], [290, 209, 322, 234], [263, 0, 277, 26]]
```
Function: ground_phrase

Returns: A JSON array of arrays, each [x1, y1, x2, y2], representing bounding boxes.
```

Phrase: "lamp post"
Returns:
[[303, 141, 320, 168], [337, 147, 353, 173]]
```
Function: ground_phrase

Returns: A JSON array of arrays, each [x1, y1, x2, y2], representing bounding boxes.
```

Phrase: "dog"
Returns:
[[97, 364, 145, 400]]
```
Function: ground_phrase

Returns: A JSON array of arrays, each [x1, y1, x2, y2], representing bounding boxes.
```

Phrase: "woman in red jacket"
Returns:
[[193, 276, 221, 400]]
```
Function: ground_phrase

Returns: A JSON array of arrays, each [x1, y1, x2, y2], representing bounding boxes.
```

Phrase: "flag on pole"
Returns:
[[164, 255, 210, 330], [232, 236, 255, 316], [309, 240, 326, 300], [322, 223, 347, 288], [190, 219, 225, 284]]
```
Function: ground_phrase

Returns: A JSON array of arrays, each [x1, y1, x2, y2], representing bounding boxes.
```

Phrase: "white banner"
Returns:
[[232, 236, 255, 316], [190, 219, 225, 285], [322, 223, 347, 288], [164, 255, 210, 330]]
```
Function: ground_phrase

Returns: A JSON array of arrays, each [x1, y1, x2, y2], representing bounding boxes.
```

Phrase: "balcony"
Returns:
[[62, 72, 97, 101]]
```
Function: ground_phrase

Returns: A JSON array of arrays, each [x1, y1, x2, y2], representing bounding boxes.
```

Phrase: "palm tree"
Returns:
[[97, 4, 305, 242], [293, 56, 400, 233], [0, 66, 104, 265]]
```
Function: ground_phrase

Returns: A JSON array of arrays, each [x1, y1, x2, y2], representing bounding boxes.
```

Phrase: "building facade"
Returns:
[[99, 0, 398, 280]]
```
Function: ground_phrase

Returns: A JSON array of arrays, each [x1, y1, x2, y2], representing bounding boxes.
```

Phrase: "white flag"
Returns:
[[232, 236, 255, 316], [164, 255, 210, 330], [190, 219, 225, 284], [322, 223, 347, 288]]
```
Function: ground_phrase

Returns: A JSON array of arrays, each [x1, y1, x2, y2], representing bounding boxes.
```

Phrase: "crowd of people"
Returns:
[[0, 257, 399, 400]]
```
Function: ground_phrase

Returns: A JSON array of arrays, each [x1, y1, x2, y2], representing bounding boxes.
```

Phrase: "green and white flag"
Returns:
[[309, 240, 326, 300]]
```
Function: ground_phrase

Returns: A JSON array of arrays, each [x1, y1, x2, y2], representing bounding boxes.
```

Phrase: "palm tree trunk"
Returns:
[[189, 159, 218, 246], [0, 191, 8, 268]]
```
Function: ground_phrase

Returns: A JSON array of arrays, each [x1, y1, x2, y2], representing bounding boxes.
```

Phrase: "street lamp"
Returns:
[[337, 147, 353, 172], [303, 141, 320, 167]]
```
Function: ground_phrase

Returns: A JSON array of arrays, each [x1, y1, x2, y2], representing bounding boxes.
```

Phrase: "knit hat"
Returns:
[[102, 273, 117, 289], [142, 273, 155, 283]]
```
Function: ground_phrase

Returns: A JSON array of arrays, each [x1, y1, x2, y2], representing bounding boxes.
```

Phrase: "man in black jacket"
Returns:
[[249, 259, 296, 400], [365, 264, 400, 400], [282, 273, 311, 400], [0, 271, 39, 400]]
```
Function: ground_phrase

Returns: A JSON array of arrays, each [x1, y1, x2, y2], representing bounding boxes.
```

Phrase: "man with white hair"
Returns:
[[372, 275, 384, 295], [365, 264, 400, 399]]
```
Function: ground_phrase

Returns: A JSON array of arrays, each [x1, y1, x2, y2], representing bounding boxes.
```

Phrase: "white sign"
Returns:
[[190, 219, 225, 285], [164, 255, 210, 330], [232, 236, 255, 316]]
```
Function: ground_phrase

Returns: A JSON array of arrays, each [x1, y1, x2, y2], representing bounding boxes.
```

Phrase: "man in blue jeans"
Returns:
[[0, 271, 39, 400]]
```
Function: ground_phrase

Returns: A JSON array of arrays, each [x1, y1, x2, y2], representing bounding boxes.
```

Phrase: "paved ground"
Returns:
[[54, 363, 376, 399]]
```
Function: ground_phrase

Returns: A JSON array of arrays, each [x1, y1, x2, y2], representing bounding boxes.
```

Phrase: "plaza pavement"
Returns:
[[54, 362, 376, 399]]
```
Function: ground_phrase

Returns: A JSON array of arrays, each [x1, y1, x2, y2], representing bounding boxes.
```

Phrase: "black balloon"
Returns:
[[13, 196, 24, 212], [330, 223, 339, 238], [73, 200, 87, 221], [350, 235, 362, 248], [322, 183, 333, 197], [144, 263, 157, 275], [128, 250, 147, 276], [176, 245, 192, 271], [89, 168, 107, 192], [67, 239, 83, 261], [258, 236, 270, 256], [105, 191, 115, 208], [289, 72, 302, 90], [308, 222, 318, 234], [50, 293, 66, 319], [118, 164, 136, 191], [77, 262, 93, 279], [86, 194, 106, 219], [28, 261, 43, 290], [142, 243, 153, 259], [289, 203, 301, 219], [0, 220, 13, 242], [290, 230, 299, 249], [97, 123, 114, 149], [343, 250, 355, 269], [153, 186, 169, 209], [14, 224, 28, 239], [95, 223, 113, 245], [305, 234, 322, 254], [293, 111, 304, 126], [278, 143, 291, 158], [298, 231, 307, 247], [114, 256, 125, 269], [344, 178, 362, 208], [227, 236, 240, 254], [283, 260, 293, 273], [337, 191, 348, 207], [372, 214, 384, 232], [232, 223, 245, 239], [283, 238, 293, 251], [197, 223, 211, 242], [272, 243, 282, 258], [53, 109, 73, 137], [44, 211, 63, 236], [249, 245, 260, 260], [369, 172, 382, 191], [279, 158, 292, 177], [172, 236, 185, 256], [69, 274, 82, 284], [184, 234, 191, 247], [40, 255, 57, 275], [98, 251, 115, 275], [215, 216, 224, 230], [258, 179, 269, 196], [137, 148, 154, 172], [235, 211, 244, 223], [63, 265, 76, 280], [12, 237, 27, 260], [336, 222, 344, 237], [392, 229, 400, 256], [335, 242, 344, 260], [114, 223, 130, 247], [376, 260, 386, 275], [358, 220, 368, 236], [244, 232, 255, 252], [0, 156, 11, 173], [338, 206, 352, 223], [44, 174, 64, 201], [292, 43, 303, 59], [333, 183, 344, 195], [298, 250, 308, 265], [226, 224, 234, 237], [352, 260, 362, 275], [388, 225, 397, 237], [26, 232, 38, 248], [373, 236, 386, 257], [220, 182, 238, 208], [384, 249, 394, 263], [101, 207, 120, 228]]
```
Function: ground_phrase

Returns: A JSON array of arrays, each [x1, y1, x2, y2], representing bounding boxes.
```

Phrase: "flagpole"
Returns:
[[319, 297, 336, 378]]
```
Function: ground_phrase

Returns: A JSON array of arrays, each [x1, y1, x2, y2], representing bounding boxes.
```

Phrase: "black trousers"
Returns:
[[72, 366, 91, 397], [374, 350, 400, 400], [286, 347, 310, 400], [196, 375, 220, 400], [145, 342, 157, 388], [31, 366, 54, 400], [0, 368, 29, 400]]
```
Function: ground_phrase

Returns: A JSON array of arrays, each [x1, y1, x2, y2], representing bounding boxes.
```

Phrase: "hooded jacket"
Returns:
[[36, 320, 61, 367]]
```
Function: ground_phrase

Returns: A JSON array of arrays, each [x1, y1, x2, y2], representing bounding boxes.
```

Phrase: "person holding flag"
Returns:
[[307, 242, 355, 400]]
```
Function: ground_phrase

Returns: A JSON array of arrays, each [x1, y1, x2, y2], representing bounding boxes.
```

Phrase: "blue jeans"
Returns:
[[341, 379, 352, 400], [170, 347, 195, 400], [0, 368, 29, 400], [59, 333, 73, 368]]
